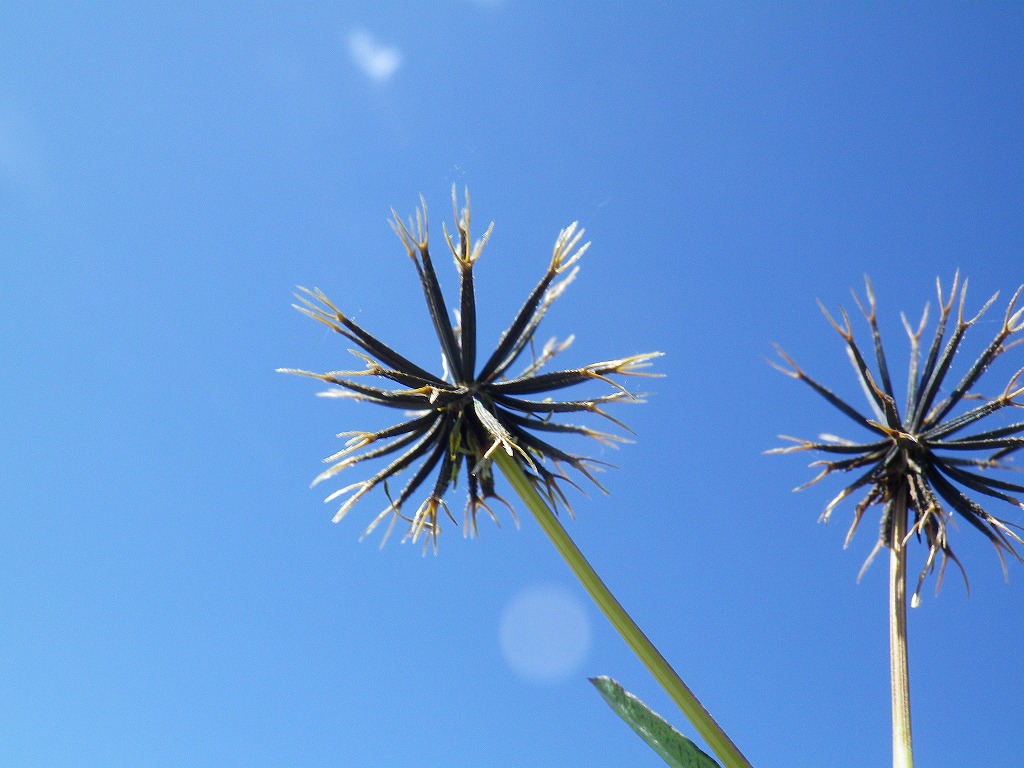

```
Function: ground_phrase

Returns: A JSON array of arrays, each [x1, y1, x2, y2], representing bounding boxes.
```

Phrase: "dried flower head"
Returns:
[[769, 274, 1024, 605], [280, 188, 660, 549]]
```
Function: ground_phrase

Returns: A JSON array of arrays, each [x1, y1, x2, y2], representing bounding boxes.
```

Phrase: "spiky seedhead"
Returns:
[[281, 187, 661, 550], [769, 273, 1024, 605]]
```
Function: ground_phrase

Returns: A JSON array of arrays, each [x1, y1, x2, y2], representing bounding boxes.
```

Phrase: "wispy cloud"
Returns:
[[0, 106, 42, 188], [347, 29, 402, 84]]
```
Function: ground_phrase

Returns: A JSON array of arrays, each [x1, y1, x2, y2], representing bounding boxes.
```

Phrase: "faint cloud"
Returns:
[[0, 106, 42, 187], [499, 583, 591, 683], [347, 29, 402, 83]]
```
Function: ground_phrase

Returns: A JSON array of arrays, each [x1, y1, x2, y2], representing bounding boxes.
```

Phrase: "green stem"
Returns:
[[889, 487, 914, 768], [494, 451, 752, 768]]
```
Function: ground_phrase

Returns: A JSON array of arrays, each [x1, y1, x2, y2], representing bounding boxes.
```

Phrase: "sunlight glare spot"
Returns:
[[499, 584, 591, 683]]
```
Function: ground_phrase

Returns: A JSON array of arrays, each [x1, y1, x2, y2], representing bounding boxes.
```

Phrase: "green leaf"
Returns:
[[590, 676, 722, 768]]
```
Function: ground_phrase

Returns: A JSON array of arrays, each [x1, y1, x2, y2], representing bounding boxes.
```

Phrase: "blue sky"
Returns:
[[2, 4, 1023, 767]]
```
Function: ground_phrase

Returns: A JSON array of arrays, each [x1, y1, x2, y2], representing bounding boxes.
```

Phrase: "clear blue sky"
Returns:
[[3, 4, 1023, 767]]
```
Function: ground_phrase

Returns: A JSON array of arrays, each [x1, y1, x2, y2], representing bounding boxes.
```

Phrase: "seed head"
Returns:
[[769, 274, 1024, 605], [281, 188, 661, 550]]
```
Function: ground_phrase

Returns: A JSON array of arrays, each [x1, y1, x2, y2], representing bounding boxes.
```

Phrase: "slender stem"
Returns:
[[889, 486, 914, 768], [494, 451, 752, 768]]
